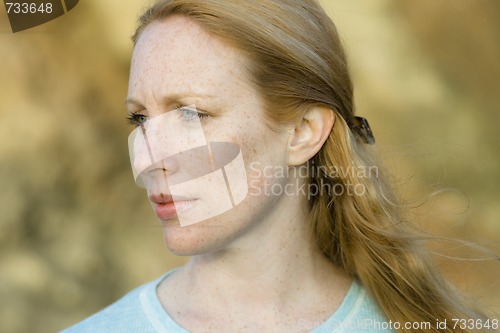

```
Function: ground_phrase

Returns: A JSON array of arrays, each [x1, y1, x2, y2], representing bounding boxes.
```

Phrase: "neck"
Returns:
[[174, 191, 349, 308]]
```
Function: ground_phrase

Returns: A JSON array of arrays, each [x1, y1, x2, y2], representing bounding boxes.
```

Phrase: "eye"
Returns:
[[126, 112, 148, 127], [177, 106, 210, 122]]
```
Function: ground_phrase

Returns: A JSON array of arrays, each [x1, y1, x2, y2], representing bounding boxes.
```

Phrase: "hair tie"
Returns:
[[350, 116, 375, 144]]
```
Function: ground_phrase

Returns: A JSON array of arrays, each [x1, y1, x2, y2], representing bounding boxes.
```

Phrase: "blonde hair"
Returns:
[[133, 1, 492, 331]]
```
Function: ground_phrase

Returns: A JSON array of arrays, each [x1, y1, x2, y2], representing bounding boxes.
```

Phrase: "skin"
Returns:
[[127, 16, 352, 333]]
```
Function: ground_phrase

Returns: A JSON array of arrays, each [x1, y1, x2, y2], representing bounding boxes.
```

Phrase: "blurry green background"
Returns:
[[0, 1, 499, 332]]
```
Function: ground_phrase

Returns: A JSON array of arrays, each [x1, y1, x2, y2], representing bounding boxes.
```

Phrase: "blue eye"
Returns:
[[177, 106, 209, 122], [127, 112, 148, 127]]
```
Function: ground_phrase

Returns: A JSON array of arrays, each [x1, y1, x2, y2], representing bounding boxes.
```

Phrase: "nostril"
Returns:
[[137, 157, 180, 185]]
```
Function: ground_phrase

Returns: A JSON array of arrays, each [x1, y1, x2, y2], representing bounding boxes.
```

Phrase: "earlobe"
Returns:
[[288, 106, 335, 166]]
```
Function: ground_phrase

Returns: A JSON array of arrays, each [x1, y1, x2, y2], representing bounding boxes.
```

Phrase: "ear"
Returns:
[[287, 106, 335, 166]]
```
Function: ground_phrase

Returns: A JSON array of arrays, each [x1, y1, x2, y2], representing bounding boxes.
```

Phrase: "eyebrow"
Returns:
[[125, 98, 142, 107], [125, 93, 217, 107]]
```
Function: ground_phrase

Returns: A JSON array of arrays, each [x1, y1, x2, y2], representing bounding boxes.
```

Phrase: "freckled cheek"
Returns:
[[207, 128, 260, 157], [206, 119, 276, 164]]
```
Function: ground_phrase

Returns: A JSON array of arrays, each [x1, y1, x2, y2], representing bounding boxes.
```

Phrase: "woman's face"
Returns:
[[127, 16, 294, 255]]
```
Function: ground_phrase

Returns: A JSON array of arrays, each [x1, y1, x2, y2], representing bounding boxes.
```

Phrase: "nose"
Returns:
[[137, 155, 180, 190], [128, 127, 179, 185], [144, 156, 180, 178]]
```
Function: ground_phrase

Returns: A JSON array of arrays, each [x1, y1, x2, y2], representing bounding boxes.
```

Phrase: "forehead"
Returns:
[[129, 16, 247, 98]]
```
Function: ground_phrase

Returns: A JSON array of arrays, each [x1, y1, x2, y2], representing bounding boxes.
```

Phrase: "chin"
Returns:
[[159, 215, 241, 256], [157, 192, 275, 256]]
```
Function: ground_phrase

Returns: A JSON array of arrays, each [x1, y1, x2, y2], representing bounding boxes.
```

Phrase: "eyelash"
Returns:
[[126, 112, 147, 127], [126, 106, 210, 127]]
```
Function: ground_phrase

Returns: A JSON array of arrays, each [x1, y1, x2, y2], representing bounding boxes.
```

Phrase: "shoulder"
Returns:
[[310, 280, 396, 333], [60, 276, 165, 333]]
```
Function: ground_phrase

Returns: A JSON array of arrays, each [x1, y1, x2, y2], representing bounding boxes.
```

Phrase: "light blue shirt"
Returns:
[[61, 270, 395, 332]]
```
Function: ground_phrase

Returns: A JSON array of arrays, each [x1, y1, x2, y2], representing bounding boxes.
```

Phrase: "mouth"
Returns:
[[149, 193, 198, 220]]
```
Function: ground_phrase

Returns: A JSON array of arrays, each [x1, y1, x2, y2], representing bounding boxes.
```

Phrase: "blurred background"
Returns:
[[0, 1, 499, 332]]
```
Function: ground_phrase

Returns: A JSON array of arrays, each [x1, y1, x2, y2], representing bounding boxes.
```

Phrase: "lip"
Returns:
[[149, 193, 197, 220]]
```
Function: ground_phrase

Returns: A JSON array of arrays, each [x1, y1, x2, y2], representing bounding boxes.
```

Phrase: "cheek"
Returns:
[[235, 122, 288, 161], [208, 112, 291, 189]]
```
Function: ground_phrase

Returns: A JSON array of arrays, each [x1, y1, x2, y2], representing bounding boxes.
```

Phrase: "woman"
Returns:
[[63, 0, 494, 332]]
